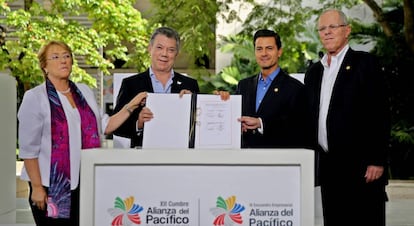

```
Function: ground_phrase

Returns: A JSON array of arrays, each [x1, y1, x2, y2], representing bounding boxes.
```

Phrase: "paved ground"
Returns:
[[385, 180, 414, 226], [8, 180, 413, 226]]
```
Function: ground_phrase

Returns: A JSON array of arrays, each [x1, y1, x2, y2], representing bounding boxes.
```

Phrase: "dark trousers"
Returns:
[[319, 152, 387, 226], [28, 182, 80, 226], [321, 183, 386, 226]]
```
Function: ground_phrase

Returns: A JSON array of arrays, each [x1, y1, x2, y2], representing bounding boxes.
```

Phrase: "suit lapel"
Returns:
[[240, 74, 259, 115], [143, 69, 155, 93], [256, 72, 283, 113], [250, 74, 259, 113], [330, 49, 354, 102], [306, 62, 324, 120], [171, 72, 183, 93]]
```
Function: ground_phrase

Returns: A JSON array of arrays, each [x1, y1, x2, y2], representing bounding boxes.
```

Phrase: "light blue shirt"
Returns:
[[149, 67, 174, 93], [256, 67, 280, 111]]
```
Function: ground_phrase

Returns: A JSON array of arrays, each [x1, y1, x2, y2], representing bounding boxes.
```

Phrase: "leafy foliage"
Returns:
[[0, 0, 152, 88], [341, 0, 414, 161], [148, 0, 218, 68], [196, 0, 316, 93], [210, 34, 258, 93]]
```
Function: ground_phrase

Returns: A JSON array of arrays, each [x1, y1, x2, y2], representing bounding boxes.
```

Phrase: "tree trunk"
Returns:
[[403, 0, 414, 54], [363, 0, 394, 37], [363, 0, 414, 55]]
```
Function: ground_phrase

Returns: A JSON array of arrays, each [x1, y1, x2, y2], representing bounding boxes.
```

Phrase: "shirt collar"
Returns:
[[259, 67, 280, 82], [149, 67, 175, 80], [321, 44, 349, 67]]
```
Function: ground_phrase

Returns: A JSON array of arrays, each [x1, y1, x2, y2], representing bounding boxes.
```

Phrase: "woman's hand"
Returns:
[[31, 185, 47, 210], [129, 91, 148, 108], [137, 107, 153, 128]]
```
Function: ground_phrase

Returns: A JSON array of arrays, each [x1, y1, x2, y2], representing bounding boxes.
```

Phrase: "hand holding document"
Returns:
[[142, 93, 241, 149], [142, 93, 192, 149], [194, 94, 241, 149]]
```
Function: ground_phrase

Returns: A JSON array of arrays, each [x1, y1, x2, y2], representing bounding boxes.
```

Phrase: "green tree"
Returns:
[[147, 0, 217, 69], [197, 0, 316, 93], [147, 0, 254, 70], [0, 0, 153, 91]]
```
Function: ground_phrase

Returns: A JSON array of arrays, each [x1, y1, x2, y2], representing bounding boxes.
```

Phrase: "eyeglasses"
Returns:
[[47, 54, 72, 61], [317, 24, 347, 32]]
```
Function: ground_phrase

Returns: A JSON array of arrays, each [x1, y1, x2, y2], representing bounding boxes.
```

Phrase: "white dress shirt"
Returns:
[[318, 45, 349, 151]]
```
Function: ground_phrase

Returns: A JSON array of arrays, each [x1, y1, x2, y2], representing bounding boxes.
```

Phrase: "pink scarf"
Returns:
[[46, 79, 100, 218]]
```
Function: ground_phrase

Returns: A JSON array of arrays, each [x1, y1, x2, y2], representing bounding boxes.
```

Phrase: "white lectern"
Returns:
[[80, 149, 314, 226]]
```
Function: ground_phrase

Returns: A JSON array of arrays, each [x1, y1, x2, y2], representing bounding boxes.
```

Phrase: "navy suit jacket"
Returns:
[[304, 48, 390, 185], [113, 69, 199, 148], [236, 69, 308, 148]]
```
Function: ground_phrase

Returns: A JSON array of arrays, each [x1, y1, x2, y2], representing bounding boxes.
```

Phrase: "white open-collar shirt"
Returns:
[[318, 44, 349, 152], [18, 82, 109, 189]]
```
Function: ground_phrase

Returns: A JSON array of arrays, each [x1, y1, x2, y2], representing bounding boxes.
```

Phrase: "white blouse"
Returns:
[[18, 82, 109, 189]]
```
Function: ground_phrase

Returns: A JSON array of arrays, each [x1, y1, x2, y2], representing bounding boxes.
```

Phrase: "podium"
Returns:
[[80, 149, 314, 226]]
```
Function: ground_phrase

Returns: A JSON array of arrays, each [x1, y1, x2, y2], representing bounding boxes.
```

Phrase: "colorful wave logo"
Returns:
[[210, 195, 245, 226], [107, 196, 143, 226]]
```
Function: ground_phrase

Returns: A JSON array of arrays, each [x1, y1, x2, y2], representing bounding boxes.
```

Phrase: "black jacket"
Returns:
[[113, 69, 199, 148], [236, 69, 308, 148]]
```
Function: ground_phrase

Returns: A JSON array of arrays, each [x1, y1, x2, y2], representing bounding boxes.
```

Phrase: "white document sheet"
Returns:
[[142, 93, 192, 149], [194, 94, 241, 149], [142, 93, 241, 149]]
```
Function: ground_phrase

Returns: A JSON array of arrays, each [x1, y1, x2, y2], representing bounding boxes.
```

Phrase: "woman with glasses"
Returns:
[[17, 40, 147, 226]]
